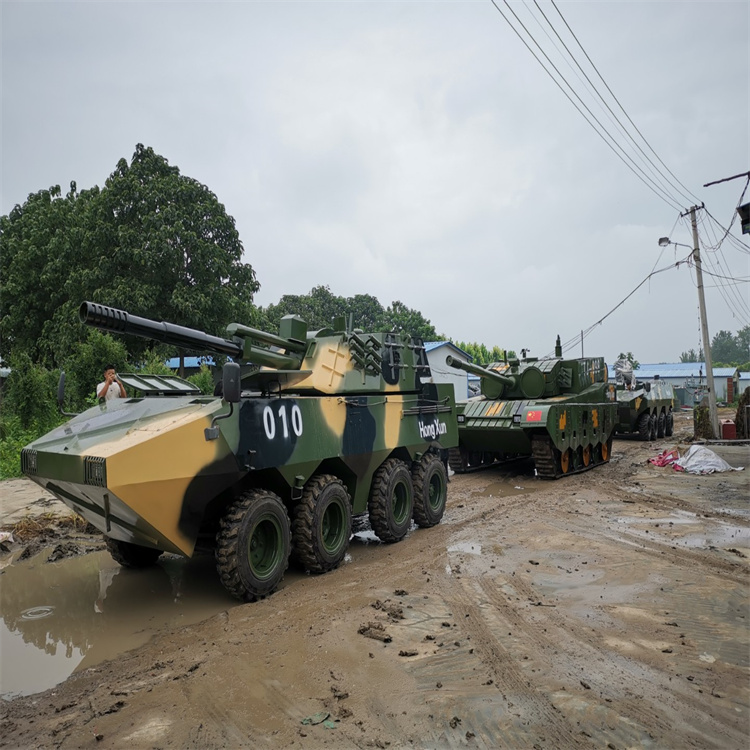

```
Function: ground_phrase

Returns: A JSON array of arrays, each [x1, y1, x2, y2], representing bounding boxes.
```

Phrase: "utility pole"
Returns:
[[688, 205, 720, 438]]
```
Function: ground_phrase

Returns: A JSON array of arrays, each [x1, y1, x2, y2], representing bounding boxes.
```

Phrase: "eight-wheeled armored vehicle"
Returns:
[[611, 359, 675, 440], [21, 302, 458, 601], [446, 337, 617, 478]]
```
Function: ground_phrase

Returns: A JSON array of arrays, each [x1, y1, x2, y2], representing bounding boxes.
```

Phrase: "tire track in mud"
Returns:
[[438, 571, 597, 750], [540, 495, 749, 587], [461, 483, 749, 750]]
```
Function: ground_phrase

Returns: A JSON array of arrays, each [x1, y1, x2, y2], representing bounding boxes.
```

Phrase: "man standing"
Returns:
[[97, 365, 127, 401]]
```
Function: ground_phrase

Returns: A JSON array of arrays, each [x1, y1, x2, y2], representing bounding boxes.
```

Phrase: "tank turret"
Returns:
[[80, 301, 432, 396]]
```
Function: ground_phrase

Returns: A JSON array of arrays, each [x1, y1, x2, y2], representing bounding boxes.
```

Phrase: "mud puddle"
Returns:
[[0, 549, 241, 699], [0, 531, 403, 700], [614, 510, 750, 554]]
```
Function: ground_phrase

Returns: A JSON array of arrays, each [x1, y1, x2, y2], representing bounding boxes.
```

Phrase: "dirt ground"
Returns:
[[1, 411, 748, 750]]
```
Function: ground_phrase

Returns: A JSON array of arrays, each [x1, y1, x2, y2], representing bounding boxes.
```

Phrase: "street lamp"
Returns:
[[658, 208, 720, 438]]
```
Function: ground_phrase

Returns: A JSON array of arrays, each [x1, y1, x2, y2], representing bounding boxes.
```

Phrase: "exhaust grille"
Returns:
[[21, 449, 38, 475], [84, 456, 107, 487]]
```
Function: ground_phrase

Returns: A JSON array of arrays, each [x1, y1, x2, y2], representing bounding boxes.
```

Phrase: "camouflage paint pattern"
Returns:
[[447, 347, 617, 477], [614, 379, 675, 436], [22, 312, 457, 556]]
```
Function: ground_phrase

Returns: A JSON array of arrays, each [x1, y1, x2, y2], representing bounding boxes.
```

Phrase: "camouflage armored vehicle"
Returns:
[[21, 302, 458, 601], [446, 337, 617, 478], [611, 359, 675, 440]]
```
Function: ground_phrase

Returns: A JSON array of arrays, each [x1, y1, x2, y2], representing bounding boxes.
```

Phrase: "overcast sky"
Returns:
[[3, 0, 748, 365]]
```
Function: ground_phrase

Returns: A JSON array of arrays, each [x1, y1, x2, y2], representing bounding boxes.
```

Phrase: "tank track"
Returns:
[[449, 447, 524, 474], [448, 448, 467, 473], [531, 435, 611, 479], [530, 437, 558, 478]]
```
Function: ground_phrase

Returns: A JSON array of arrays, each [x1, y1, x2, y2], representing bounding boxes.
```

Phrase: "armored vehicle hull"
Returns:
[[23, 303, 457, 601], [446, 340, 617, 478], [614, 381, 676, 440]]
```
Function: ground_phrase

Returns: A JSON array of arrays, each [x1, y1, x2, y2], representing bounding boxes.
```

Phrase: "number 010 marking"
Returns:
[[263, 404, 303, 440]]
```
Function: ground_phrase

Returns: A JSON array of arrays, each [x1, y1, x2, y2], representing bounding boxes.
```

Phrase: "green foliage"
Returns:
[[1, 144, 260, 367], [453, 341, 515, 365], [711, 326, 750, 366], [384, 301, 442, 340], [0, 354, 66, 478], [133, 351, 175, 377], [679, 348, 701, 363], [187, 363, 216, 395], [59, 329, 129, 409], [617, 351, 640, 370], [0, 416, 42, 479], [0, 352, 61, 431], [262, 286, 442, 340]]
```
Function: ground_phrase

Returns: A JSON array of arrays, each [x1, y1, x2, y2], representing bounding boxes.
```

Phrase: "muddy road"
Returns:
[[1, 413, 748, 749]]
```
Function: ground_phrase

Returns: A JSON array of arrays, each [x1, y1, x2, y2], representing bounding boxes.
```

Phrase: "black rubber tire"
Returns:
[[292, 475, 352, 574], [368, 458, 414, 543], [411, 453, 448, 528], [665, 409, 674, 437], [657, 411, 666, 438], [105, 537, 162, 568], [637, 412, 651, 441], [649, 413, 658, 441], [216, 489, 291, 602]]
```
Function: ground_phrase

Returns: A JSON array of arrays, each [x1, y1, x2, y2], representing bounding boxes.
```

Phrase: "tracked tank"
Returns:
[[446, 336, 617, 478], [21, 302, 458, 601], [611, 359, 675, 440]]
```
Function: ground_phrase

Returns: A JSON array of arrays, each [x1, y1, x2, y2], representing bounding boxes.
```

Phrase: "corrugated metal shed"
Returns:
[[424, 341, 473, 360], [627, 363, 737, 379]]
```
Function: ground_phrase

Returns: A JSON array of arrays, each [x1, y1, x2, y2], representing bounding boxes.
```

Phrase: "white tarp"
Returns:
[[674, 444, 745, 474]]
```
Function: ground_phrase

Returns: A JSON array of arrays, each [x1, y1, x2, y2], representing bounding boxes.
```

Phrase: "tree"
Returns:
[[261, 287, 442, 340], [711, 326, 750, 365], [0, 144, 259, 366], [383, 301, 442, 340], [679, 349, 699, 363], [453, 341, 516, 365], [263, 286, 351, 331], [617, 351, 640, 370]]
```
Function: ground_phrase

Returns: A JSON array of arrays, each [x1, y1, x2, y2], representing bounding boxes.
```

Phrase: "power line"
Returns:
[[488, 0, 684, 212], [548, 0, 702, 206], [550, 252, 694, 356], [529, 0, 696, 207]]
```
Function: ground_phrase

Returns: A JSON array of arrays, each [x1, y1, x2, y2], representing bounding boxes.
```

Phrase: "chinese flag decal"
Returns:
[[526, 410, 543, 422]]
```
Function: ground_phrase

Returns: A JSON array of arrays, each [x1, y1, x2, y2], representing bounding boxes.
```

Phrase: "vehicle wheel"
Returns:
[[216, 489, 291, 602], [601, 438, 611, 462], [368, 458, 414, 543], [637, 412, 651, 441], [411, 452, 448, 528], [591, 443, 603, 464], [665, 409, 674, 437], [292, 475, 352, 574], [105, 537, 162, 568], [657, 411, 666, 438], [558, 448, 571, 475], [582, 444, 592, 467], [572, 447, 583, 471], [649, 413, 657, 441]]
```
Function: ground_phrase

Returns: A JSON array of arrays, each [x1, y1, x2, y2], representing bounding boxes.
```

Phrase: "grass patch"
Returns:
[[2, 512, 89, 542]]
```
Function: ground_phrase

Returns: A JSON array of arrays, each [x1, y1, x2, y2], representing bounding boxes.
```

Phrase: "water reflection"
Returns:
[[0, 549, 238, 699]]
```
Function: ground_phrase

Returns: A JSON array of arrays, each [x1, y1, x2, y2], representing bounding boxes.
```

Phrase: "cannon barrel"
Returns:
[[80, 302, 244, 357], [81, 302, 306, 370], [445, 355, 516, 387]]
